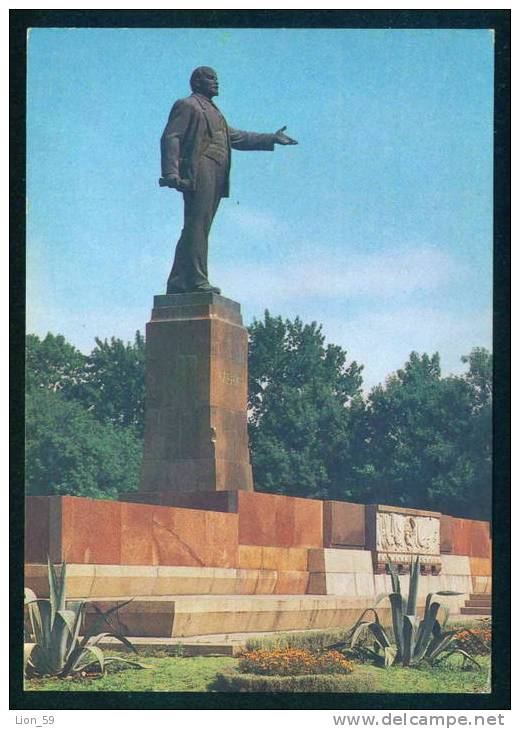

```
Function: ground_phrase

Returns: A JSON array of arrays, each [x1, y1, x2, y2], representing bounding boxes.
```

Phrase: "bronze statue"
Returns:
[[160, 67, 297, 294]]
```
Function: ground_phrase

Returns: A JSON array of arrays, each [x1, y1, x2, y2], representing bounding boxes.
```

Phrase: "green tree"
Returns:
[[25, 388, 142, 499], [457, 347, 492, 517], [25, 331, 146, 436], [82, 333, 145, 435], [247, 311, 364, 498], [357, 350, 491, 519], [462, 346, 493, 409], [26, 333, 87, 396]]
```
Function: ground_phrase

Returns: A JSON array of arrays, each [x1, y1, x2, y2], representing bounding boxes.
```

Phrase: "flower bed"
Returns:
[[453, 627, 492, 656], [238, 648, 354, 676]]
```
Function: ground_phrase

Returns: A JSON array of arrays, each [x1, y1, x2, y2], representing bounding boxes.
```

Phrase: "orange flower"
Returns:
[[238, 647, 354, 676]]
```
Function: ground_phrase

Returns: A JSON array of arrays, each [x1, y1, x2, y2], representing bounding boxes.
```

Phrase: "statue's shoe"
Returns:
[[193, 285, 221, 295], [166, 284, 221, 295]]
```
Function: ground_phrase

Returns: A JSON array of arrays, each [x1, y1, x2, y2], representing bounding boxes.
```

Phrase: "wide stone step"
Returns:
[[82, 594, 394, 638], [465, 597, 492, 606], [460, 606, 492, 616], [98, 636, 242, 656]]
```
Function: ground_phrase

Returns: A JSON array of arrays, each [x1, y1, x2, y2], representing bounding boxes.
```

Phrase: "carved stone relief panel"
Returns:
[[372, 508, 442, 574], [376, 512, 440, 555]]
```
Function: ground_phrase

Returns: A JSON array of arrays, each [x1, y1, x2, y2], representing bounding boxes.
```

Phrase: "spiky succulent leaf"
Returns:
[[427, 630, 458, 660], [389, 592, 404, 658], [24, 643, 35, 677], [368, 621, 392, 648], [350, 621, 374, 649], [24, 588, 37, 606], [26, 599, 52, 648], [406, 556, 421, 615], [388, 563, 401, 595], [435, 591, 463, 596], [73, 645, 105, 674], [103, 657, 147, 670], [414, 601, 440, 661], [402, 615, 420, 666], [85, 598, 134, 639], [374, 593, 388, 607], [64, 604, 86, 661], [432, 648, 481, 670], [47, 559, 67, 626]]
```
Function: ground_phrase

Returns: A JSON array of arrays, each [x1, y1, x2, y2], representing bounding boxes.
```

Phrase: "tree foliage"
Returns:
[[26, 331, 145, 435], [26, 333, 87, 397], [247, 313, 492, 519], [352, 350, 492, 519], [82, 333, 145, 434], [247, 311, 364, 499], [25, 331, 145, 499], [25, 388, 142, 499]]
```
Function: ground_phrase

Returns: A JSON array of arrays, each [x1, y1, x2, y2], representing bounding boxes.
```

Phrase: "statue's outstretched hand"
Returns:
[[273, 126, 298, 145]]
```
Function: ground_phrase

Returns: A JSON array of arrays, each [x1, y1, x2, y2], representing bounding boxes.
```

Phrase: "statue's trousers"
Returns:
[[167, 156, 227, 292]]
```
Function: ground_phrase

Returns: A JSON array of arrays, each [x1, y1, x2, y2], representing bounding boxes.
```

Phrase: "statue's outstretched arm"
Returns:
[[228, 125, 298, 150], [228, 127, 276, 151]]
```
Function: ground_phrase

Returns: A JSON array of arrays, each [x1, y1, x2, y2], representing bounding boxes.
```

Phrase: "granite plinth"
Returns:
[[323, 501, 366, 548], [140, 293, 253, 493], [238, 545, 308, 572], [236, 492, 323, 548], [26, 496, 238, 568], [120, 490, 324, 549], [119, 490, 238, 512], [25, 496, 51, 563], [451, 518, 491, 558], [440, 514, 454, 553], [153, 292, 241, 312]]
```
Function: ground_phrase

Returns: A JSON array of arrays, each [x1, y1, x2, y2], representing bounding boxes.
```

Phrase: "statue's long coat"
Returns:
[[160, 93, 274, 197]]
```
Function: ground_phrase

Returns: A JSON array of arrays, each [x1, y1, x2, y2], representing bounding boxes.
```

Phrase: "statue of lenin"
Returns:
[[160, 66, 297, 294]]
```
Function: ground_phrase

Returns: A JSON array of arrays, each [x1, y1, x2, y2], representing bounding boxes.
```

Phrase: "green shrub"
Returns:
[[214, 669, 376, 693], [245, 629, 351, 653]]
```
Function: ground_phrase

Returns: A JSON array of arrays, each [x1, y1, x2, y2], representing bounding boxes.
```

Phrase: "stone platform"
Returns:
[[85, 594, 392, 638], [25, 492, 492, 637]]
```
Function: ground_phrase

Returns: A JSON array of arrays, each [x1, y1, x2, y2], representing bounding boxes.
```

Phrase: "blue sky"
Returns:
[[26, 28, 494, 389]]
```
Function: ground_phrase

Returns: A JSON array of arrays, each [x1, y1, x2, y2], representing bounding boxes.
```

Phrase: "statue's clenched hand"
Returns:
[[273, 126, 298, 145], [159, 176, 192, 192]]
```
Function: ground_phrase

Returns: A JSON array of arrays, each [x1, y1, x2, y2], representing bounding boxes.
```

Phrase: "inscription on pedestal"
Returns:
[[221, 371, 241, 386]]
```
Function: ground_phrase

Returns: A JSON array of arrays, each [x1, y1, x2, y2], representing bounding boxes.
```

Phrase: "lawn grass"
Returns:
[[25, 654, 236, 692], [350, 656, 490, 693], [25, 652, 490, 693]]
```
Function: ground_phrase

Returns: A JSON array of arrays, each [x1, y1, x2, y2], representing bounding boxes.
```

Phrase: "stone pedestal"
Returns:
[[139, 293, 253, 493]]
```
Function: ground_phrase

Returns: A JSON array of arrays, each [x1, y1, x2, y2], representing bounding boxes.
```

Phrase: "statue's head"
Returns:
[[190, 67, 219, 98]]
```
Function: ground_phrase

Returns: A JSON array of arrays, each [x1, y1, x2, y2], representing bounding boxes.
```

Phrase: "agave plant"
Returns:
[[329, 556, 480, 670], [24, 558, 144, 678]]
